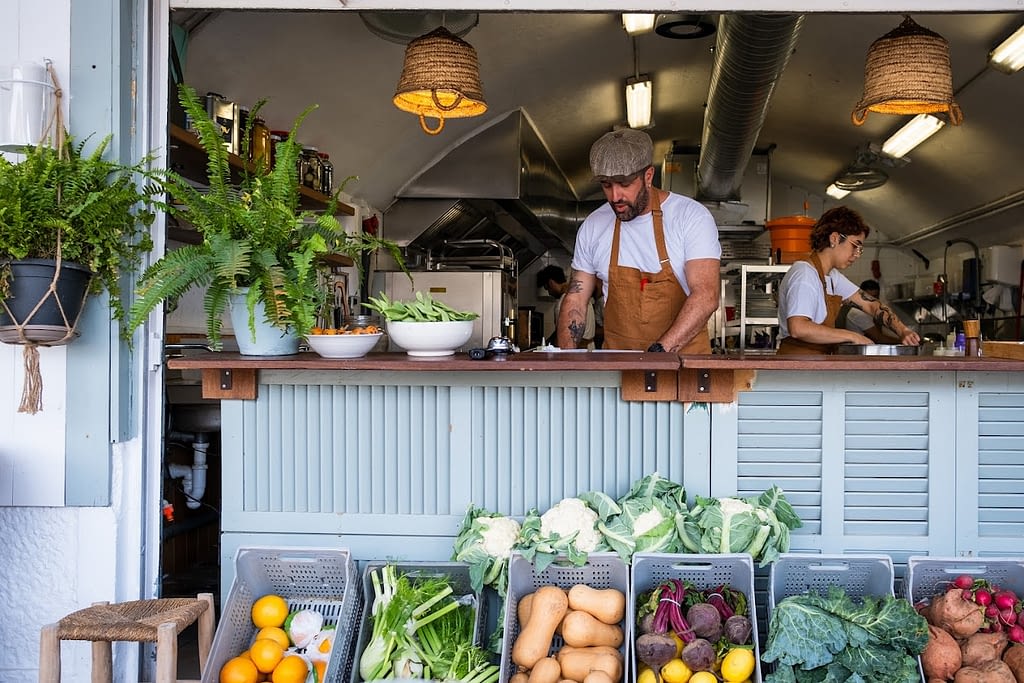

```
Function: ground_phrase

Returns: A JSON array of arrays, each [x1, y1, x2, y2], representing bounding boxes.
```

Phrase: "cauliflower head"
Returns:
[[540, 497, 602, 552], [479, 515, 521, 557]]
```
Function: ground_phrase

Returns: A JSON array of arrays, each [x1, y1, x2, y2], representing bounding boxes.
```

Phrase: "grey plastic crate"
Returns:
[[769, 554, 894, 613], [202, 547, 361, 683], [500, 552, 630, 683], [350, 561, 485, 683], [630, 553, 761, 683], [906, 556, 1024, 604]]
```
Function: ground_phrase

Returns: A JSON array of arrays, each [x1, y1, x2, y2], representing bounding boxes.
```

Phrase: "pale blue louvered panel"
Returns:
[[736, 390, 824, 535], [977, 392, 1024, 537], [842, 391, 930, 537], [468, 384, 690, 516], [239, 382, 454, 517]]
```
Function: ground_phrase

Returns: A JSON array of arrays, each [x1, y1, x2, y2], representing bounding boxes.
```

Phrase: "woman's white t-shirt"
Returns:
[[571, 192, 720, 300], [777, 260, 859, 340]]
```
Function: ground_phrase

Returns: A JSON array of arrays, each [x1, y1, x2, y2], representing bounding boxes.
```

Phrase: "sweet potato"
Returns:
[[1001, 642, 1024, 682], [954, 659, 1016, 683], [962, 631, 1009, 668], [922, 624, 963, 680], [930, 589, 987, 638]]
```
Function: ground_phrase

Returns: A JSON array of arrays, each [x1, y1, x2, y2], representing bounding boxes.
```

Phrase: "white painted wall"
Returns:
[[0, 3, 131, 682]]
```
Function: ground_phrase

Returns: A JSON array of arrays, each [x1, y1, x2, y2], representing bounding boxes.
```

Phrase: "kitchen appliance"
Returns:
[[371, 270, 515, 350]]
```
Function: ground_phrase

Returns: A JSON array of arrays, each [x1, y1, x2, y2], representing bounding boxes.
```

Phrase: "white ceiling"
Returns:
[[178, 9, 1024, 258]]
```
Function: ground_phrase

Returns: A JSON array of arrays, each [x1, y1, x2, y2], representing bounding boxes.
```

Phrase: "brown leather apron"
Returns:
[[777, 252, 843, 355], [603, 189, 711, 353]]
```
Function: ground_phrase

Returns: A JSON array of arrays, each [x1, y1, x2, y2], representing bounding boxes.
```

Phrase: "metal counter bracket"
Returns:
[[697, 369, 711, 393], [645, 371, 657, 392], [677, 368, 756, 403]]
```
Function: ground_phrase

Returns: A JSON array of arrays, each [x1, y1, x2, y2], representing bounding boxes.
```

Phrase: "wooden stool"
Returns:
[[38, 593, 215, 683]]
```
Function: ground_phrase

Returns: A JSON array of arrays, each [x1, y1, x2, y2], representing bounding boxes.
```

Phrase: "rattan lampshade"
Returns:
[[852, 16, 963, 126], [393, 26, 487, 135]]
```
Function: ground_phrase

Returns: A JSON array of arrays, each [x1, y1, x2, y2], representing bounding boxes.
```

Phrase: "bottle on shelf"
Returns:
[[250, 116, 271, 169]]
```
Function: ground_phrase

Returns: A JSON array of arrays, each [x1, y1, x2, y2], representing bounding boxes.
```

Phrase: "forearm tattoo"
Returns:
[[874, 303, 901, 333], [567, 318, 586, 343], [567, 272, 585, 294]]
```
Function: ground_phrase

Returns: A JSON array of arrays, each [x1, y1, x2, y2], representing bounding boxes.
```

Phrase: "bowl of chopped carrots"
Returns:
[[305, 323, 383, 358]]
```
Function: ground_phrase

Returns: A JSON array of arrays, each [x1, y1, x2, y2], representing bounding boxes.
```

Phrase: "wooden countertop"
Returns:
[[166, 349, 1024, 403]]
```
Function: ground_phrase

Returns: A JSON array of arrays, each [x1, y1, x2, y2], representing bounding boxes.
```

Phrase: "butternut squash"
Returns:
[[558, 650, 623, 683], [528, 657, 562, 683], [557, 645, 622, 663], [583, 671, 616, 683], [567, 585, 626, 625], [512, 586, 569, 669], [560, 610, 624, 648], [518, 592, 534, 627], [511, 673, 530, 683]]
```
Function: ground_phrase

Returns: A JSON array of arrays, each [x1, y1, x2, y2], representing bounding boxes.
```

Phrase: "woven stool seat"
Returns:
[[40, 593, 215, 683], [57, 598, 210, 643]]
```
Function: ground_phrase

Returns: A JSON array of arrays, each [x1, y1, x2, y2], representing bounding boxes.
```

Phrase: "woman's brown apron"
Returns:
[[602, 190, 711, 353], [776, 252, 843, 355]]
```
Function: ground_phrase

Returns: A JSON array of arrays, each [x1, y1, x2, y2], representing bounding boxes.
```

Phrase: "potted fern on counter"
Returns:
[[128, 84, 405, 354]]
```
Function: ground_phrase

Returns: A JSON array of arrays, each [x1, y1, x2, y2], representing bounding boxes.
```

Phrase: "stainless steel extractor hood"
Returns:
[[382, 109, 586, 270]]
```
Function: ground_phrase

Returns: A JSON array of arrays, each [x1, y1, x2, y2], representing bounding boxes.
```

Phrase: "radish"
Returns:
[[953, 574, 975, 590], [962, 589, 974, 601], [974, 588, 992, 606], [986, 605, 1000, 619], [1010, 625, 1024, 644], [1001, 608, 1018, 625], [994, 591, 1017, 610]]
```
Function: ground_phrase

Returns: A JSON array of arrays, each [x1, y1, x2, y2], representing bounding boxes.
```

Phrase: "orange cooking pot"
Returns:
[[765, 215, 817, 264]]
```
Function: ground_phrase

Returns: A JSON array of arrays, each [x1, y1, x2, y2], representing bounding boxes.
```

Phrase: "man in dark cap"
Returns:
[[556, 129, 721, 352]]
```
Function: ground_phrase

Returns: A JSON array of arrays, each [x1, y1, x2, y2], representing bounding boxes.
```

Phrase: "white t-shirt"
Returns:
[[571, 192, 721, 299], [777, 260, 859, 340]]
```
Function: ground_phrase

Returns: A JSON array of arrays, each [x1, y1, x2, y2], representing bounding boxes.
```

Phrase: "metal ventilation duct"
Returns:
[[697, 14, 804, 203]]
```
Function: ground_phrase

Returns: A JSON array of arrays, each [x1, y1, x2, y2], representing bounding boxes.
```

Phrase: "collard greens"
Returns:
[[762, 586, 928, 683]]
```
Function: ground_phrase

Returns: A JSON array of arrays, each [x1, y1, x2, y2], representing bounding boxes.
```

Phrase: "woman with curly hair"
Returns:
[[775, 206, 919, 355]]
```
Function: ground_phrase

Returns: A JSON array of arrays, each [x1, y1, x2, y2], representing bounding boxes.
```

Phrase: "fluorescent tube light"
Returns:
[[622, 14, 656, 36], [989, 24, 1024, 74], [625, 76, 652, 129], [826, 183, 851, 200], [881, 114, 945, 159]]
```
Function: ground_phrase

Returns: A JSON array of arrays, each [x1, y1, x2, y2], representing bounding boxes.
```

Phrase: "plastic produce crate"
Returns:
[[630, 553, 761, 683], [768, 554, 894, 613], [350, 561, 486, 683], [500, 552, 630, 683], [202, 547, 361, 683], [906, 556, 1024, 604]]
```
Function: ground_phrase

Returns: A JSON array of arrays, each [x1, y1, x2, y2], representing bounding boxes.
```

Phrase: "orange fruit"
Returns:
[[271, 654, 310, 683], [252, 595, 289, 628], [220, 656, 259, 683], [249, 638, 285, 674], [255, 626, 291, 649]]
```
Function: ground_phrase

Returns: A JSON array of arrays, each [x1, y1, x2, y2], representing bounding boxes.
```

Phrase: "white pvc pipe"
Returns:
[[166, 439, 210, 510]]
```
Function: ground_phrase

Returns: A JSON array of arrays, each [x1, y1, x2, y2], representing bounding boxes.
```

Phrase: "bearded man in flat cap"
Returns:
[[556, 129, 721, 353]]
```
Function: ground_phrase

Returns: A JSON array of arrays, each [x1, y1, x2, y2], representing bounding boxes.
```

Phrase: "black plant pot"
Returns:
[[0, 258, 92, 345]]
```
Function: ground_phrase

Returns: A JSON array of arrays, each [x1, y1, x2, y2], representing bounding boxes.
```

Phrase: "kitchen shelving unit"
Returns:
[[720, 263, 790, 352]]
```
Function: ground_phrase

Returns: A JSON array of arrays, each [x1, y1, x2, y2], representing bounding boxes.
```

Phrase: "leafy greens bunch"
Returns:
[[677, 485, 802, 566], [762, 586, 929, 683], [365, 291, 479, 322]]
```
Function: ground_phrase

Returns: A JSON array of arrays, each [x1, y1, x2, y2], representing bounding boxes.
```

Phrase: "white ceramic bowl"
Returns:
[[306, 332, 382, 359], [386, 319, 474, 356]]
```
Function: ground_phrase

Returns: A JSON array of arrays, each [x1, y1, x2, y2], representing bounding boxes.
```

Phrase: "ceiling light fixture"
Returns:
[[881, 113, 946, 158], [826, 184, 851, 200], [622, 14, 655, 36], [393, 26, 487, 136], [852, 15, 962, 126], [989, 24, 1024, 74], [624, 37, 652, 129], [654, 14, 716, 40]]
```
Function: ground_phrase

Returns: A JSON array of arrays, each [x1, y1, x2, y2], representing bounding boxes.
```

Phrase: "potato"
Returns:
[[1002, 643, 1024, 683], [954, 659, 1016, 683], [961, 631, 1009, 668], [922, 624, 962, 680], [930, 589, 987, 638]]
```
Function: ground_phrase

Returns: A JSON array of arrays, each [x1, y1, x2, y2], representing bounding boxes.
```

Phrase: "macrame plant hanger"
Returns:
[[3, 61, 89, 414]]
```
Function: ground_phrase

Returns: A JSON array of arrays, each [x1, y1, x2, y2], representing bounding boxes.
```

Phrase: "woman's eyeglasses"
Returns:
[[839, 234, 865, 255]]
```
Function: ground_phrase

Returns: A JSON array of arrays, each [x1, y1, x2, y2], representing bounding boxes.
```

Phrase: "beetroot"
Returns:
[[680, 638, 716, 672], [635, 632, 679, 679], [725, 614, 753, 645], [685, 603, 722, 641]]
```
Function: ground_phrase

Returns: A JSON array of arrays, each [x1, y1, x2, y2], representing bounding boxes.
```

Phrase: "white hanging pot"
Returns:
[[228, 289, 299, 356], [0, 61, 56, 152]]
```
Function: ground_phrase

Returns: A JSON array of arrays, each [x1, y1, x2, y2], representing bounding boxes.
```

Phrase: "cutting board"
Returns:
[[981, 341, 1024, 360]]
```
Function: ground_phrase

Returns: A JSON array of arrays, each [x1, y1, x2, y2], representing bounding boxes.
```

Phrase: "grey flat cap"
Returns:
[[590, 129, 653, 178]]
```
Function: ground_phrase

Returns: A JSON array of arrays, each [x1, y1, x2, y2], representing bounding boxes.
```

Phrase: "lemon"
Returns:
[[661, 658, 692, 683], [720, 648, 756, 682], [637, 666, 657, 683], [688, 672, 718, 683], [671, 632, 685, 657]]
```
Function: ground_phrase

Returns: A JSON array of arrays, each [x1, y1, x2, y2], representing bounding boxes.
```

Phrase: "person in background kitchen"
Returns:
[[836, 278, 902, 344], [776, 207, 920, 354], [537, 264, 595, 348], [556, 129, 721, 352]]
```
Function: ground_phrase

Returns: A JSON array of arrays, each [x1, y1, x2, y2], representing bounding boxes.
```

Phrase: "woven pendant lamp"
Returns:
[[393, 26, 487, 135], [852, 15, 963, 126]]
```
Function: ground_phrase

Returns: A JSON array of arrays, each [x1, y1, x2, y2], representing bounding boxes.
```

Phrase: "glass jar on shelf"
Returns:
[[299, 146, 322, 191]]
